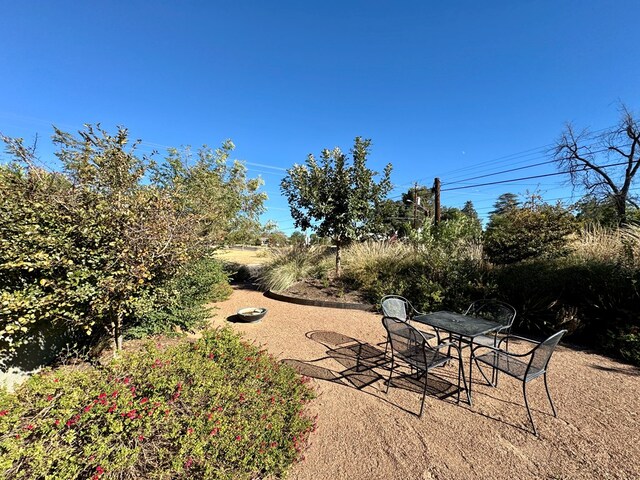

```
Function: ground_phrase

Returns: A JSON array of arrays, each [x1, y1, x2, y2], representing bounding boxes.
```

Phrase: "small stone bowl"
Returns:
[[236, 307, 268, 323]]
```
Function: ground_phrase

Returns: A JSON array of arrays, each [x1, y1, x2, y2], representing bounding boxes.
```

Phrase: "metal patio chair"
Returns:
[[463, 299, 517, 349], [470, 329, 567, 435], [382, 316, 467, 417], [380, 295, 437, 356]]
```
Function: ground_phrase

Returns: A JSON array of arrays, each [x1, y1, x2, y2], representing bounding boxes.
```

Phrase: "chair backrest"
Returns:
[[527, 330, 567, 376], [381, 295, 411, 321], [465, 299, 516, 329], [382, 316, 426, 366]]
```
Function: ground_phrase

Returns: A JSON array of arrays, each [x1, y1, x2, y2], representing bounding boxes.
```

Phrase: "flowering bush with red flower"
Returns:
[[0, 328, 315, 479]]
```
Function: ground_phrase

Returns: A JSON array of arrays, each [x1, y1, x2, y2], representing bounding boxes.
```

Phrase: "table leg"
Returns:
[[461, 337, 472, 405], [467, 338, 473, 406]]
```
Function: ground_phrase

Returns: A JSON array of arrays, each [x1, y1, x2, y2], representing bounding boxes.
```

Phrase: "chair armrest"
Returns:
[[497, 334, 539, 349], [432, 340, 462, 356], [471, 343, 535, 358]]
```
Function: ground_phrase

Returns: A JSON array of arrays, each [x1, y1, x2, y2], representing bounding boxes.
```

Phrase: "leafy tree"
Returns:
[[484, 194, 577, 264], [575, 194, 640, 227], [280, 137, 392, 275], [490, 193, 520, 216], [376, 185, 433, 238], [1, 125, 265, 354], [153, 141, 266, 245], [289, 231, 306, 245], [461, 201, 480, 222], [554, 105, 640, 224]]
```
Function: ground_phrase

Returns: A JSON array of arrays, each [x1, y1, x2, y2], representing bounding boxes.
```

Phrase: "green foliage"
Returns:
[[484, 195, 577, 264], [423, 208, 483, 247], [289, 231, 306, 245], [491, 255, 640, 363], [154, 141, 266, 246], [0, 328, 315, 479], [127, 257, 232, 339], [340, 242, 485, 313], [280, 137, 392, 274], [1, 126, 263, 353]]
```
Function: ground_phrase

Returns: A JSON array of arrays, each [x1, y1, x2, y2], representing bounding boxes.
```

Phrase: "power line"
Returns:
[[441, 160, 631, 192]]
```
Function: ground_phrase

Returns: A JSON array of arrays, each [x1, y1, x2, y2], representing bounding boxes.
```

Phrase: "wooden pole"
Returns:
[[413, 182, 418, 229], [433, 177, 441, 226]]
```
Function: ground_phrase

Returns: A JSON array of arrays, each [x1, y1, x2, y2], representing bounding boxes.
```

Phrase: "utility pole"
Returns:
[[433, 177, 441, 226], [413, 182, 418, 229]]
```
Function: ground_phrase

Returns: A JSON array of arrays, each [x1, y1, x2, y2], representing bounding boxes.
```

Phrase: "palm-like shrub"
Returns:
[[257, 246, 332, 292]]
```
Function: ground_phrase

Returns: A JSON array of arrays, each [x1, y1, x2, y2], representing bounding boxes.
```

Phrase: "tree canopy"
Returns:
[[280, 137, 392, 275], [0, 125, 264, 353]]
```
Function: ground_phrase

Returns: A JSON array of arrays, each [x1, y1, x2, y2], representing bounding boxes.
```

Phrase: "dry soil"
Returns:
[[208, 286, 640, 480]]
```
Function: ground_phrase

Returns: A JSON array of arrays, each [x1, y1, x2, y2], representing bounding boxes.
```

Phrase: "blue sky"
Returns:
[[1, 1, 639, 231]]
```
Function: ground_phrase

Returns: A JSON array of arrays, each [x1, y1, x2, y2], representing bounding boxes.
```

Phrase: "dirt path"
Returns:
[[208, 287, 640, 480]]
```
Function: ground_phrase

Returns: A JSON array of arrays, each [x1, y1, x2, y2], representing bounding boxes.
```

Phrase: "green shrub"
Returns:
[[340, 242, 486, 313], [491, 255, 640, 364], [0, 328, 315, 479], [127, 257, 232, 338], [484, 199, 577, 264]]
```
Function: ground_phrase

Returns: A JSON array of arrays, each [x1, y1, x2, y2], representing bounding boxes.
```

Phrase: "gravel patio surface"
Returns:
[[208, 286, 640, 480]]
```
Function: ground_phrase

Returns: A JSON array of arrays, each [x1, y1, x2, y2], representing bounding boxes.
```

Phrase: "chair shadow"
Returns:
[[590, 363, 640, 377], [288, 330, 552, 432], [285, 330, 467, 414]]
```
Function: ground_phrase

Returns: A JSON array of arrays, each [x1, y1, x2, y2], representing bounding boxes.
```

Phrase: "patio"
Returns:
[[209, 287, 640, 480]]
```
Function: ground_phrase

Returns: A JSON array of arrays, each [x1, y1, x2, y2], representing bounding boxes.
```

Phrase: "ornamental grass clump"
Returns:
[[0, 328, 316, 479]]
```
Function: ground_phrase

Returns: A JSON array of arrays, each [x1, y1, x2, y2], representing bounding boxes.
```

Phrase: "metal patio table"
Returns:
[[413, 311, 502, 405]]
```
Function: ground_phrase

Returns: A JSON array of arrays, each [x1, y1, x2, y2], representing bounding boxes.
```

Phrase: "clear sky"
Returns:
[[1, 1, 639, 230]]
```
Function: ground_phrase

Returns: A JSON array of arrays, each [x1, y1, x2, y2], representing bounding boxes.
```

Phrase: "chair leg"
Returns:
[[522, 381, 537, 436], [419, 369, 428, 417], [385, 358, 394, 394], [544, 372, 557, 417], [473, 356, 494, 387]]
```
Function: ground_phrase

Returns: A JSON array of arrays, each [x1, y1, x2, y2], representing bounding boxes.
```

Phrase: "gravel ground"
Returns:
[[209, 287, 640, 480]]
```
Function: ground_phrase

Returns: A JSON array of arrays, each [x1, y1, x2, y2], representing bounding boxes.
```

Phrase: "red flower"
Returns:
[[235, 435, 242, 441], [108, 404, 117, 413], [138, 435, 144, 441], [111, 391, 119, 398], [25, 424, 34, 430], [0, 410, 8, 416], [123, 377, 131, 385], [98, 392, 107, 400], [187, 428, 194, 435], [140, 397, 148, 404], [53, 378, 59, 383], [209, 428, 219, 436], [46, 395, 53, 401], [184, 457, 193, 469], [84, 404, 93, 413], [55, 419, 60, 426]]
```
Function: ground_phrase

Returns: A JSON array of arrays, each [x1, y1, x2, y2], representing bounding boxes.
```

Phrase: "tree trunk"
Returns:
[[614, 193, 627, 225], [112, 313, 123, 357], [335, 242, 342, 277]]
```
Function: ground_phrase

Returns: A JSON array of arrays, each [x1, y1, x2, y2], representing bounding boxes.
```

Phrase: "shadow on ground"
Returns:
[[282, 330, 463, 416]]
